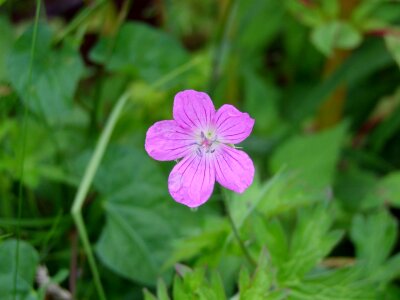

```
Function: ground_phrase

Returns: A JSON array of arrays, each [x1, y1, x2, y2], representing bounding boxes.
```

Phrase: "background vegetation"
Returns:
[[1, 0, 400, 299]]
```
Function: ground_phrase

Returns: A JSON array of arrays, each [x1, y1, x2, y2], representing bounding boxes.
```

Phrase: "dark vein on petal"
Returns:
[[191, 99, 202, 128], [223, 147, 245, 169], [190, 155, 202, 191], [215, 155, 228, 184], [183, 103, 196, 127]]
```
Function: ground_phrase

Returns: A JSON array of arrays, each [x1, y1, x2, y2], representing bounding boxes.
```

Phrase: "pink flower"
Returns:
[[145, 90, 255, 208]]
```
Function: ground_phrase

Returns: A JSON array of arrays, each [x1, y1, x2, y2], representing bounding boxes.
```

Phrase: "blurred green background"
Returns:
[[1, 0, 400, 299]]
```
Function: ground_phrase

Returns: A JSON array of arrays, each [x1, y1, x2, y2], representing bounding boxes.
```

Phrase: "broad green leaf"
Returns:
[[311, 21, 362, 56], [90, 22, 189, 83], [385, 31, 400, 68], [350, 209, 397, 271], [7, 23, 84, 125], [97, 201, 175, 285], [270, 122, 347, 190], [0, 239, 39, 299]]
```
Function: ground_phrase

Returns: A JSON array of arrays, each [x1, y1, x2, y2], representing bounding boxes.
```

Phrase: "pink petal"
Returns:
[[145, 120, 195, 161], [168, 153, 215, 207], [173, 90, 215, 130], [214, 104, 255, 144], [214, 145, 254, 193]]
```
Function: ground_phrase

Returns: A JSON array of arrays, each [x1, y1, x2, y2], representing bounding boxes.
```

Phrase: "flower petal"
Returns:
[[145, 120, 195, 161], [214, 104, 255, 144], [168, 153, 215, 207], [173, 90, 215, 130], [214, 145, 254, 193]]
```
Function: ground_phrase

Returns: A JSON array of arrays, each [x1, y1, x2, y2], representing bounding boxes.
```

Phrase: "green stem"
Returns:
[[71, 91, 130, 215], [223, 196, 256, 267], [14, 0, 41, 298]]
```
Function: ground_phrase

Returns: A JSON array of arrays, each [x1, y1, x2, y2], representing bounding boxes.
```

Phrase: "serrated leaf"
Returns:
[[239, 252, 287, 300], [350, 209, 397, 271], [288, 267, 376, 299], [279, 206, 344, 282]]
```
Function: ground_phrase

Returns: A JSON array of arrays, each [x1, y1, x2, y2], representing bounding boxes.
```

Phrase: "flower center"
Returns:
[[195, 130, 218, 156]]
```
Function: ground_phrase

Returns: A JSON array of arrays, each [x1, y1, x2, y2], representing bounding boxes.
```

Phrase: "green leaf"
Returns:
[[270, 122, 347, 190], [251, 215, 288, 268], [90, 22, 189, 82], [350, 209, 397, 271], [279, 206, 344, 282], [362, 171, 400, 209], [239, 252, 287, 300], [171, 267, 225, 300], [0, 239, 39, 299], [96, 201, 175, 285], [373, 253, 400, 285], [143, 289, 158, 300], [7, 23, 84, 125], [156, 279, 171, 300], [311, 21, 362, 56], [385, 31, 400, 68], [288, 266, 376, 299]]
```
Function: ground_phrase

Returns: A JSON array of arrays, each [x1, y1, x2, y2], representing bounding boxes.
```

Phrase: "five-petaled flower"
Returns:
[[145, 90, 255, 208]]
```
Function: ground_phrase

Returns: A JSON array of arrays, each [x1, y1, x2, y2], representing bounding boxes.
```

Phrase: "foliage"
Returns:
[[1, 0, 400, 299]]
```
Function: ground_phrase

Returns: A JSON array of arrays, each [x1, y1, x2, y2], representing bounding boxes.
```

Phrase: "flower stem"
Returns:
[[222, 194, 256, 267]]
